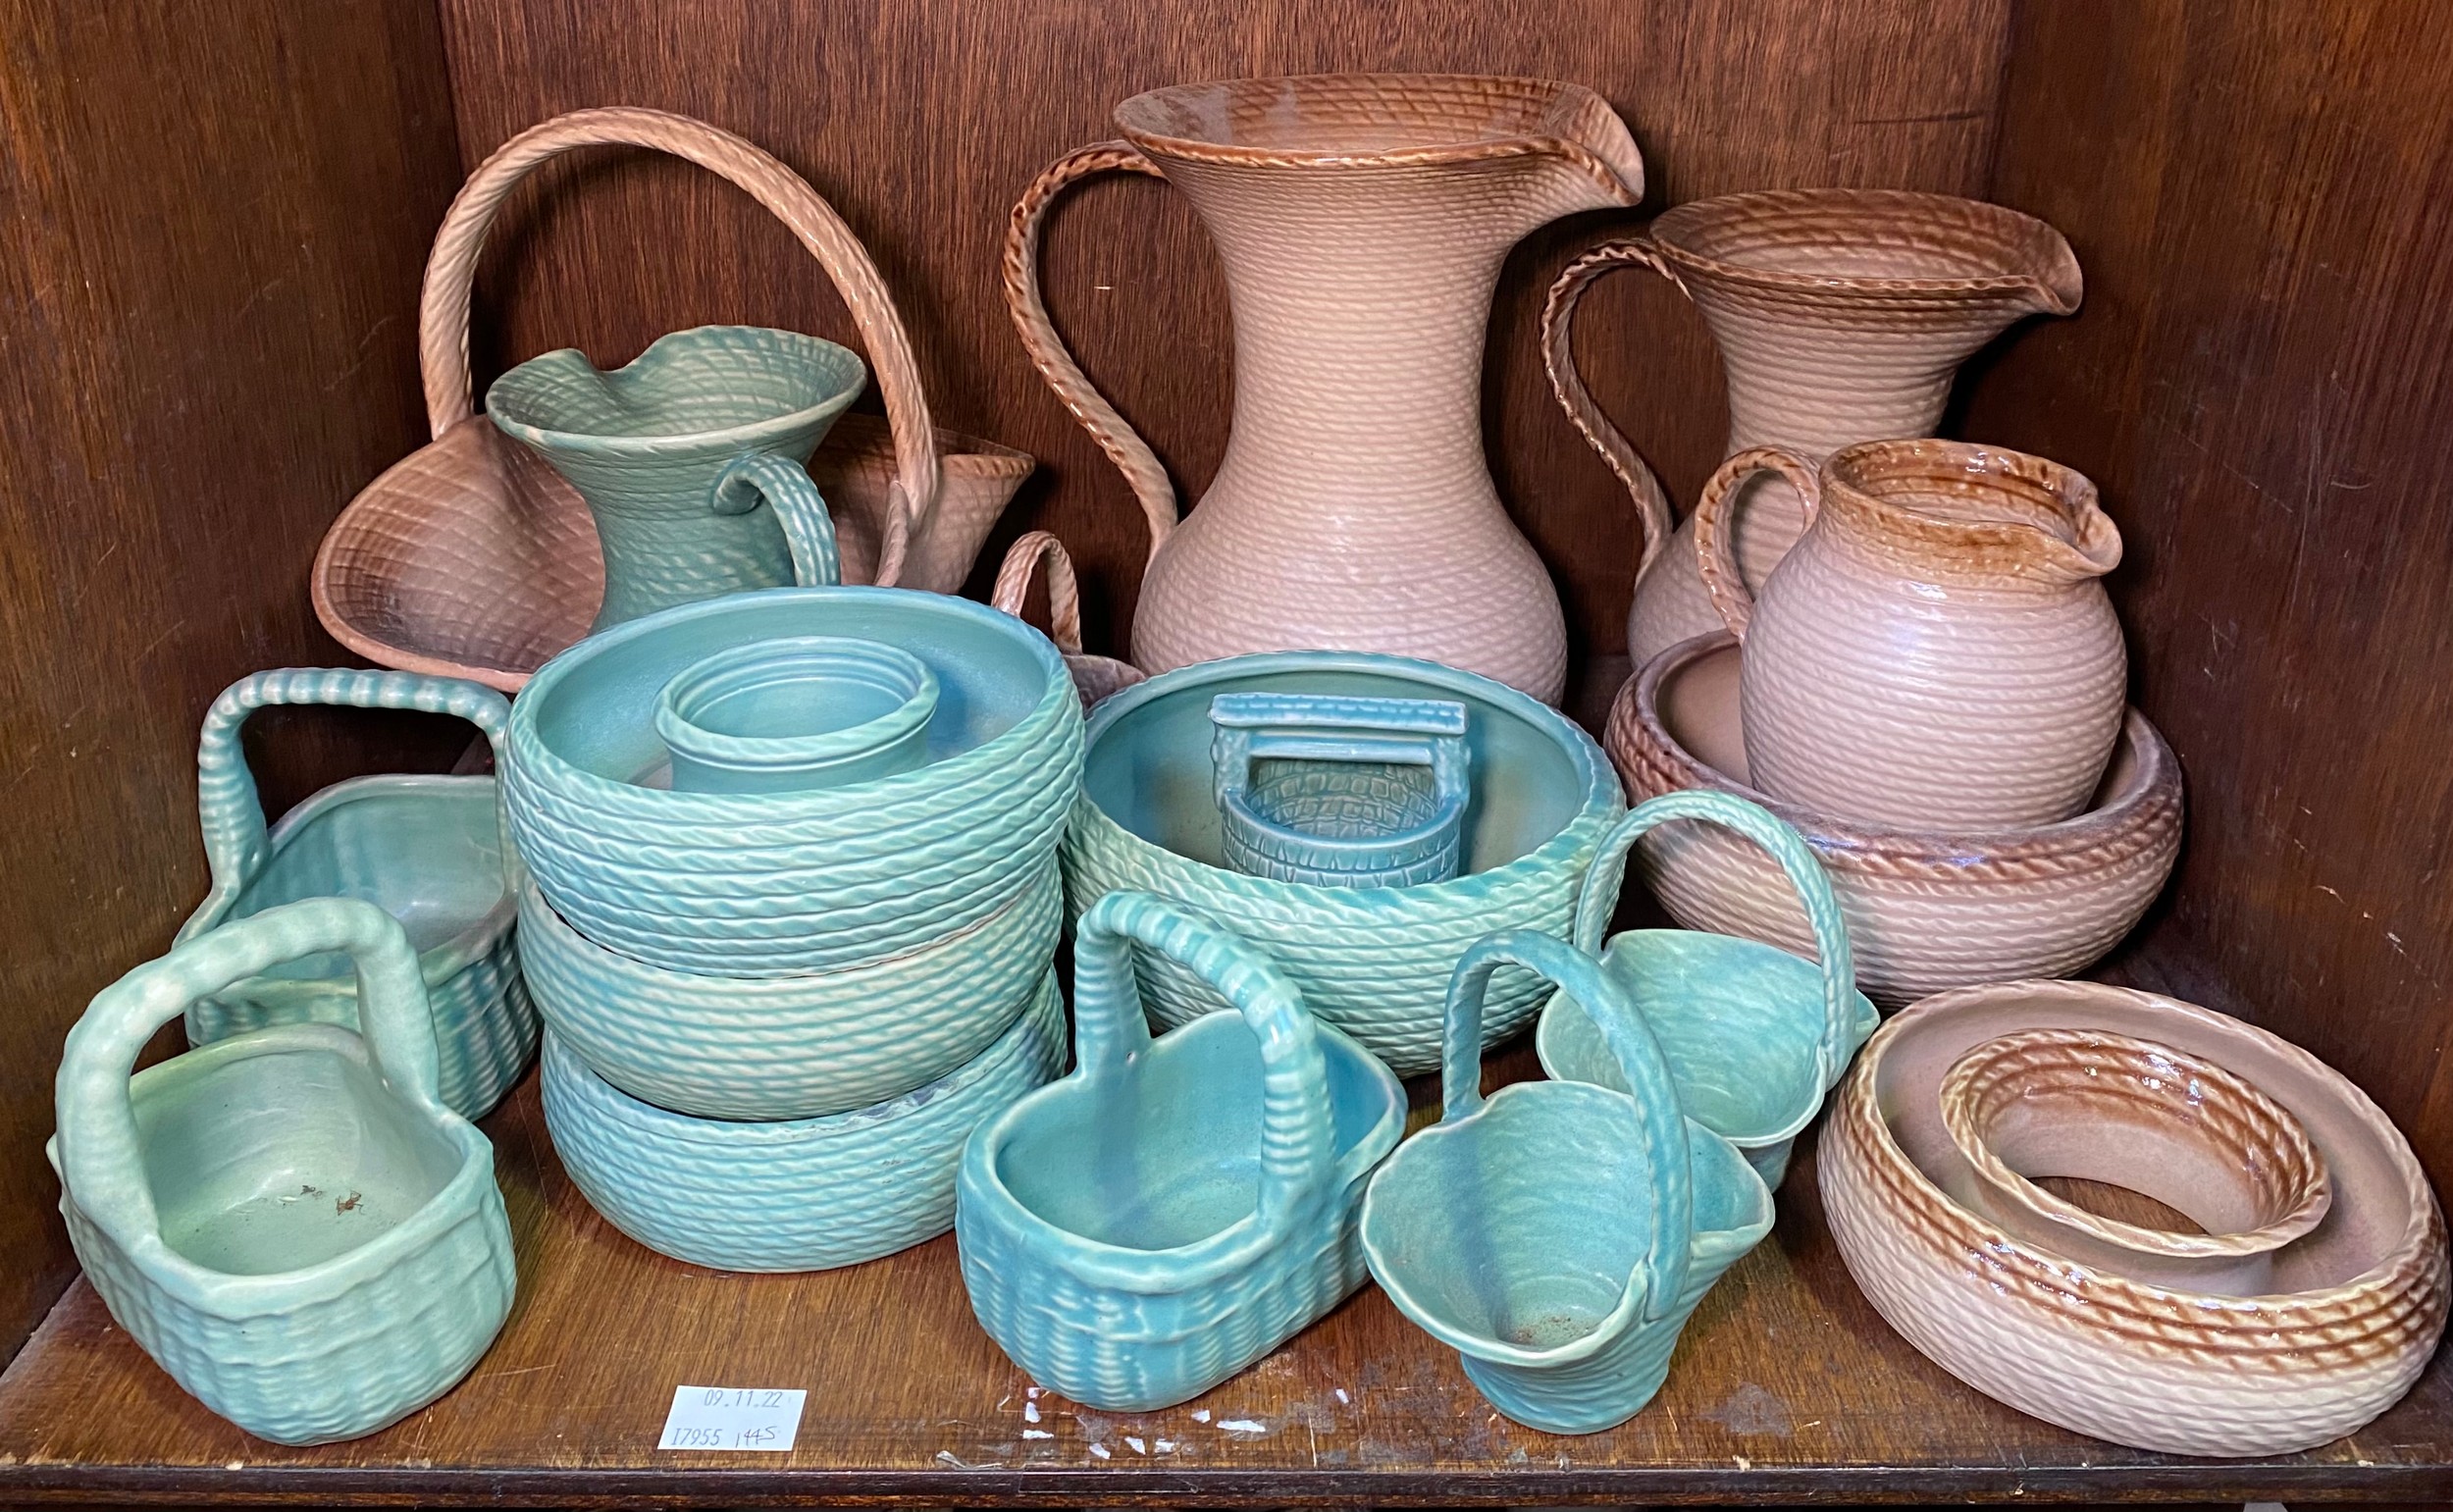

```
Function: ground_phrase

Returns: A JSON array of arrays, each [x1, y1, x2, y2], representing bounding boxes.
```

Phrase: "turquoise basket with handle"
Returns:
[[956, 890, 1406, 1410], [179, 667, 535, 1119], [1535, 788, 1877, 1187], [1362, 929, 1773, 1434], [50, 898, 517, 1445]]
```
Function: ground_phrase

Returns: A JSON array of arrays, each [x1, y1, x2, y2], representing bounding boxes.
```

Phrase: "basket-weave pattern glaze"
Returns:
[[1821, 979, 2450, 1457], [545, 971, 1065, 1274], [1540, 188, 2081, 665]]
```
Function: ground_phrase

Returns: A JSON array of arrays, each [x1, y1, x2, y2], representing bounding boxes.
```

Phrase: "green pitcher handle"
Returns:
[[1442, 929, 1695, 1323], [185, 669, 518, 949], [56, 898, 446, 1267], [1071, 890, 1338, 1240], [712, 452, 841, 588], [1571, 789, 1856, 1089]]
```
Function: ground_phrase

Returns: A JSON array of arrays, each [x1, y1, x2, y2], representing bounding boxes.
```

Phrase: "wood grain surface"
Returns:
[[1961, 0, 2453, 1189], [0, 0, 471, 1361], [428, 0, 2014, 662], [0, 1030, 2445, 1507]]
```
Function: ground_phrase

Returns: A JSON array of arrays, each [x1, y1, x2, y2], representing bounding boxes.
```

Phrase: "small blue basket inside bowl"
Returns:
[[1211, 692, 1470, 888]]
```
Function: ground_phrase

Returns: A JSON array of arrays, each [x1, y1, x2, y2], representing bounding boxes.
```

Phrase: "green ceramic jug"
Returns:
[[1535, 789, 1877, 1186], [49, 898, 517, 1445], [1361, 928, 1772, 1434], [179, 668, 534, 1120], [486, 324, 860, 628]]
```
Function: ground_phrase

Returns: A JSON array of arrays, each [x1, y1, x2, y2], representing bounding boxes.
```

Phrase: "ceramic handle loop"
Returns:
[[1070, 891, 1337, 1238], [1539, 239, 1685, 580], [1573, 789, 1856, 1085], [1003, 142, 1176, 563], [990, 530, 1088, 653], [710, 452, 843, 588], [57, 898, 444, 1266], [419, 105, 941, 585], [1691, 444, 1822, 640], [1440, 929, 1695, 1321], [188, 669, 517, 948]]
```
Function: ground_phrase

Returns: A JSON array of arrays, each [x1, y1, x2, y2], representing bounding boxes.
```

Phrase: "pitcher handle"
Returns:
[[57, 898, 448, 1268], [418, 107, 941, 585], [1070, 891, 1338, 1239], [1571, 790, 1858, 1087], [1540, 240, 1684, 582], [184, 669, 519, 947], [1692, 445, 1821, 641], [1003, 142, 1176, 563], [1442, 930, 1694, 1322], [991, 530, 1088, 654], [712, 452, 843, 588]]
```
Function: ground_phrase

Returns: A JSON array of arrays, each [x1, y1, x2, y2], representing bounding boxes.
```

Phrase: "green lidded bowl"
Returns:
[[1063, 652, 1624, 1075], [503, 585, 1082, 976], [542, 970, 1066, 1273]]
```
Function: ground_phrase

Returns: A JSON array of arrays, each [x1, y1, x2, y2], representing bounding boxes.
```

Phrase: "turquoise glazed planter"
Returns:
[[654, 636, 939, 795], [486, 325, 863, 629], [1361, 930, 1772, 1434], [1535, 789, 1878, 1187], [543, 970, 1066, 1273], [1211, 692, 1471, 888], [957, 891, 1405, 1410], [50, 898, 516, 1445], [1063, 652, 1623, 1075], [503, 585, 1082, 976], [517, 860, 1061, 1121], [179, 668, 536, 1120]]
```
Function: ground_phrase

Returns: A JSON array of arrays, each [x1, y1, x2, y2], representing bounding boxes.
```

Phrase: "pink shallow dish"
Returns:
[[1821, 978, 2449, 1458]]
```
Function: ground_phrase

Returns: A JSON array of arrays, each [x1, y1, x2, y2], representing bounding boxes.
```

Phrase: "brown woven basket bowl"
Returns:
[[313, 414, 1033, 693], [1603, 633, 2180, 1006], [1821, 978, 2448, 1456]]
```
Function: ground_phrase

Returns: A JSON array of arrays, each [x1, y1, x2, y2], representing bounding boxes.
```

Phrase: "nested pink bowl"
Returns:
[[1604, 633, 2180, 1006], [1821, 978, 2449, 1457]]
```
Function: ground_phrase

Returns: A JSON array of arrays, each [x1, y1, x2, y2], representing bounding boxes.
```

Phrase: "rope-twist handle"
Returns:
[[1572, 789, 1857, 1086], [1003, 142, 1175, 564], [1070, 890, 1338, 1238], [57, 898, 445, 1266], [1692, 445, 1822, 640], [1441, 929, 1695, 1321], [711, 452, 842, 588], [420, 105, 940, 584], [1540, 239, 1685, 580], [187, 669, 516, 947], [990, 530, 1086, 653]]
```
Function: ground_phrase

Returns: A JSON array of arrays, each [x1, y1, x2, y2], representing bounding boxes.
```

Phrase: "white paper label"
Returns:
[[656, 1384, 806, 1451]]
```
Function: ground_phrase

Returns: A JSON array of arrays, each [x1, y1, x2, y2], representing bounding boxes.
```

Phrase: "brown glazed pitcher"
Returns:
[[1008, 76, 1644, 704], [1694, 440, 2125, 830], [1541, 190, 2081, 666]]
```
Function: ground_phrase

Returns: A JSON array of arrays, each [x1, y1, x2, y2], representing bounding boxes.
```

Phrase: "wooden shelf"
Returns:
[[1, 1034, 2446, 1507]]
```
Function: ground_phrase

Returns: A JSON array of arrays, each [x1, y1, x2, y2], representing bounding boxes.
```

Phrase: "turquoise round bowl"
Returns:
[[518, 860, 1061, 1121], [1062, 652, 1625, 1075], [542, 970, 1066, 1273], [503, 587, 1081, 975]]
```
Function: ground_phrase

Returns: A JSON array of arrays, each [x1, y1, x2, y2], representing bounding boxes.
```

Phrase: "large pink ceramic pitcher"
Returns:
[[1541, 189, 2082, 666], [1008, 75, 1644, 704]]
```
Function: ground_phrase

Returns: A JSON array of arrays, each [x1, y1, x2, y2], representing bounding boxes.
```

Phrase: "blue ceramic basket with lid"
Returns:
[[1060, 652, 1624, 1075], [179, 668, 536, 1120], [1533, 789, 1878, 1187], [1361, 929, 1773, 1435], [502, 581, 1081, 976], [52, 898, 516, 1445], [956, 891, 1406, 1411]]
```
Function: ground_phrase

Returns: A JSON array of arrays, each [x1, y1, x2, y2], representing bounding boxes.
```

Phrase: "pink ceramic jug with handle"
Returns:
[[1007, 74, 1644, 704], [1694, 439, 2126, 830]]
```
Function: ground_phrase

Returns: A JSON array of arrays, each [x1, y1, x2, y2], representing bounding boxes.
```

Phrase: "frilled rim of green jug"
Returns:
[[484, 326, 866, 456], [1073, 651, 1623, 905]]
